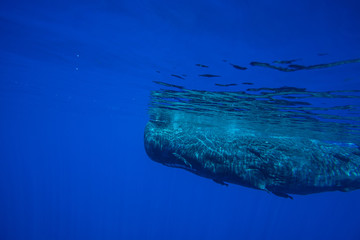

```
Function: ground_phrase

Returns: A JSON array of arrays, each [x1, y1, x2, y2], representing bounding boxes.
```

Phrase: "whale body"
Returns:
[[144, 111, 360, 199]]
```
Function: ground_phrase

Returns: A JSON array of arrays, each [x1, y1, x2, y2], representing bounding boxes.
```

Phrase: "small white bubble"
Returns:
[[75, 67, 78, 70], [76, 54, 79, 58]]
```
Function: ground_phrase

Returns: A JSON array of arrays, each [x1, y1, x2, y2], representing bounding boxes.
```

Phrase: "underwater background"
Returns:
[[1, 0, 360, 239]]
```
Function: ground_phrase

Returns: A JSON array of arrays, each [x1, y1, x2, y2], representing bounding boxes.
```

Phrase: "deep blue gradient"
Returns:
[[1, 1, 360, 239]]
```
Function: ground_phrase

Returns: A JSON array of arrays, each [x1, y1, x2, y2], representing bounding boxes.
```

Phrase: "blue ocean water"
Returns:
[[1, 0, 360, 239]]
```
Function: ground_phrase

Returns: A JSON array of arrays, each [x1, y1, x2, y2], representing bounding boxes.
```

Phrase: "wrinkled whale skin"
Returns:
[[144, 118, 360, 198]]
